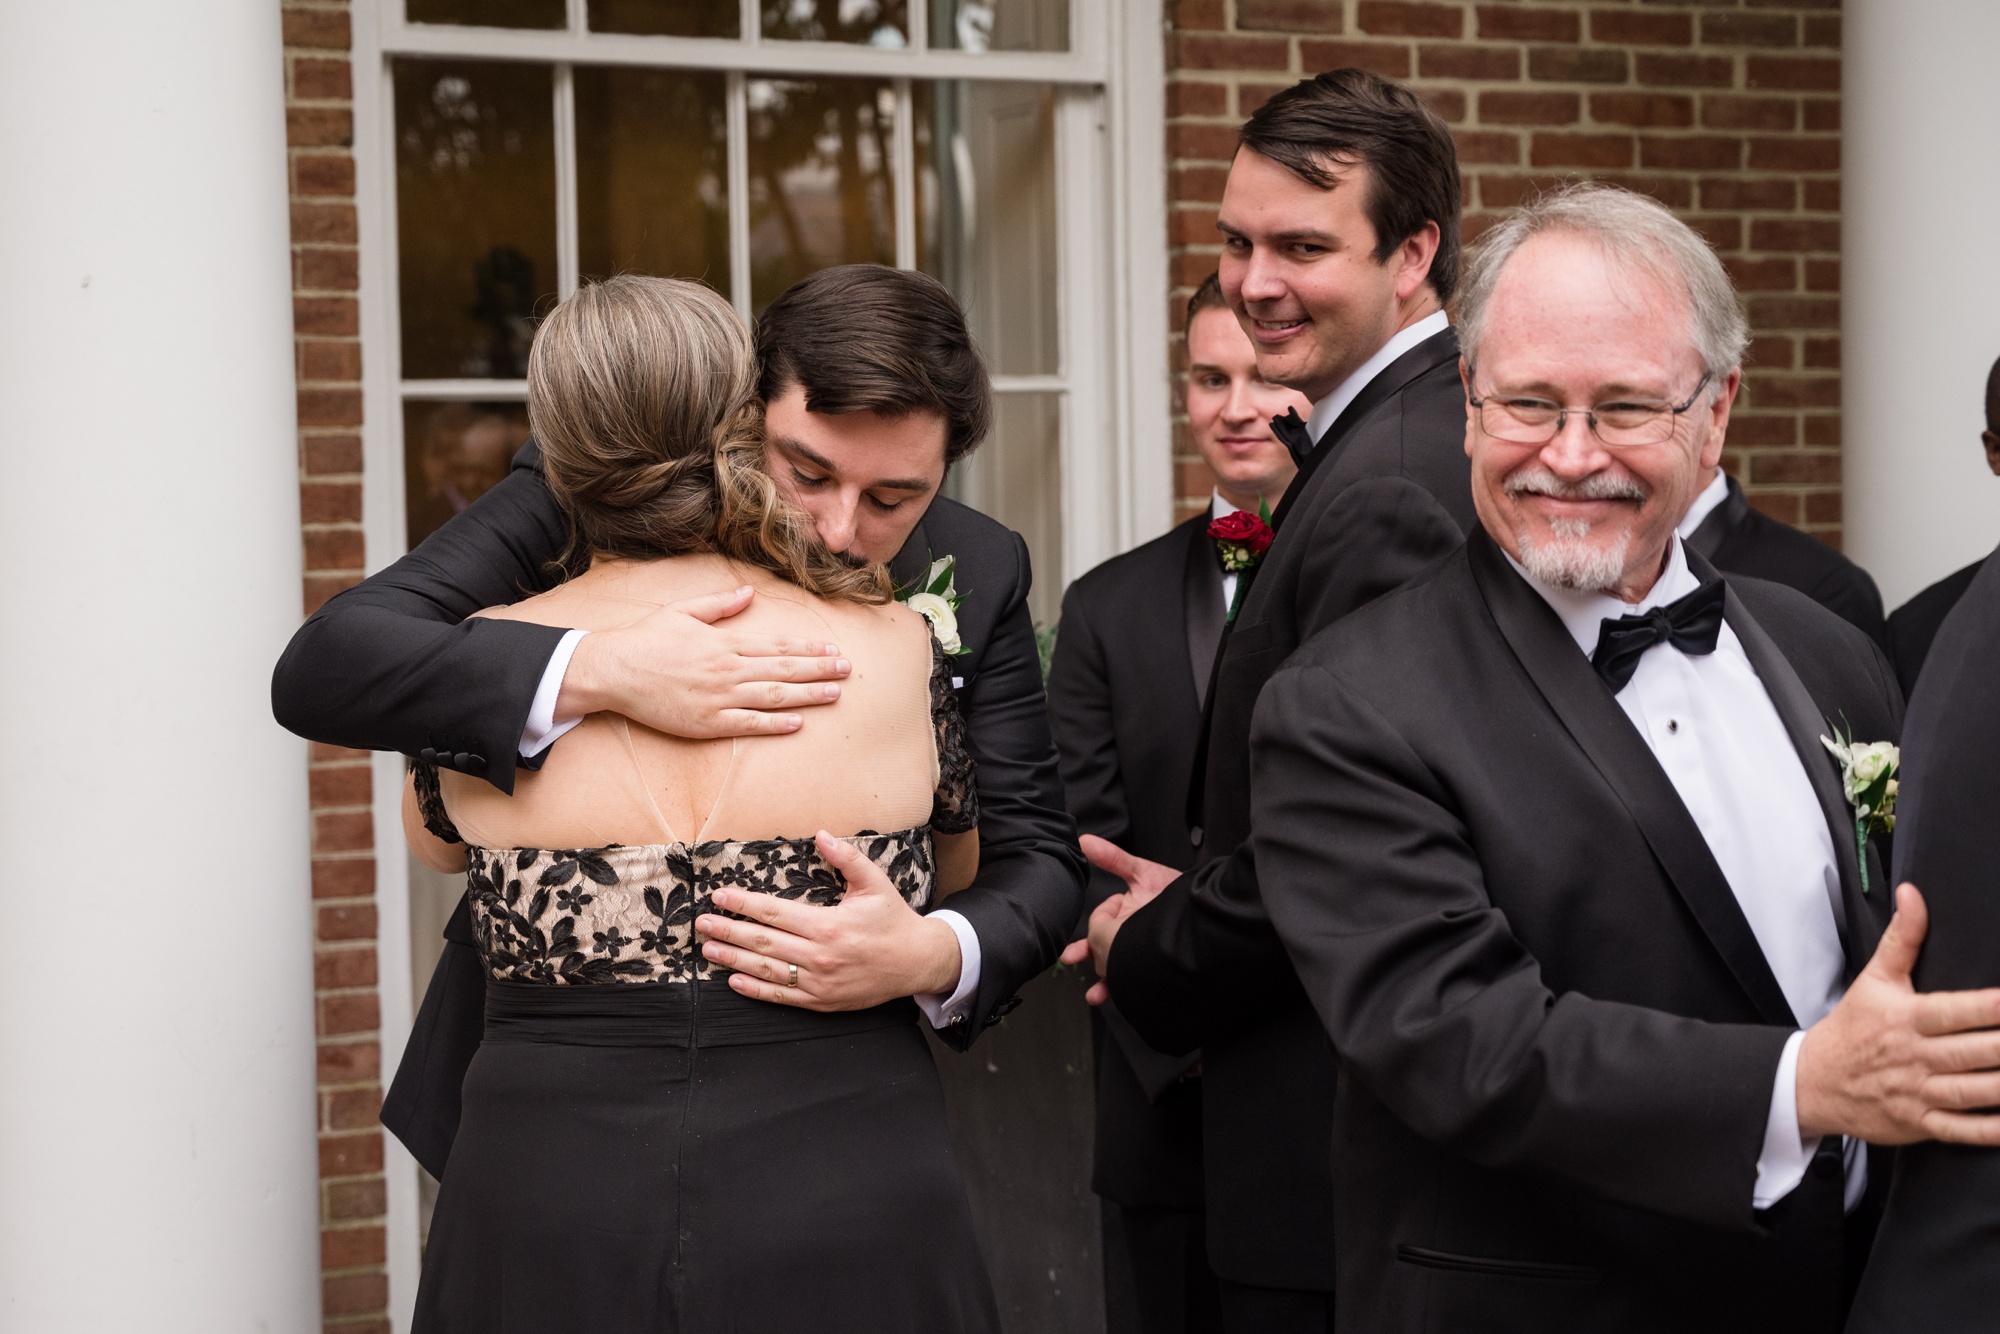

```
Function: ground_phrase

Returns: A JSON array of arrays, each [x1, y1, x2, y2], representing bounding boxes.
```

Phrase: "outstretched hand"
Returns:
[[1797, 883, 2000, 1145], [696, 831, 963, 1011], [555, 584, 852, 739], [1060, 835, 1179, 1006]]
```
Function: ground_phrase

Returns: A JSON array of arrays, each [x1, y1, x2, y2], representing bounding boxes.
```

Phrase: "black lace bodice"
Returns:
[[413, 639, 977, 985]]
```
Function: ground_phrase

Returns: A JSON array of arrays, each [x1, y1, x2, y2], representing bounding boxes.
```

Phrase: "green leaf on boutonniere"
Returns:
[[1820, 716, 1899, 895]]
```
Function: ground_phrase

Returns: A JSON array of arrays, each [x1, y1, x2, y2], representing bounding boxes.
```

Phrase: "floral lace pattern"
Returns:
[[410, 634, 977, 986], [461, 830, 936, 985]]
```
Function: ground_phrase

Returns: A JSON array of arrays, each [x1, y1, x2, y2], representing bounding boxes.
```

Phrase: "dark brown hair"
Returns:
[[1238, 68, 1463, 303], [1186, 271, 1229, 327], [1986, 352, 2000, 433], [528, 275, 889, 603], [755, 265, 992, 464]]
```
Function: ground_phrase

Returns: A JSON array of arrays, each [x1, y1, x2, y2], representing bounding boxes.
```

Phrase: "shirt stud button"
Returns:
[[1667, 719, 1679, 734]]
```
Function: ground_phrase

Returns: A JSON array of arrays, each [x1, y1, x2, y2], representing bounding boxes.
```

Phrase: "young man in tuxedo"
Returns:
[[1249, 184, 2000, 1332], [1068, 69, 1476, 1330], [1885, 351, 2000, 694], [272, 265, 1085, 1178], [1046, 273, 1306, 1334], [1678, 461, 1887, 649], [1848, 550, 2000, 1334]]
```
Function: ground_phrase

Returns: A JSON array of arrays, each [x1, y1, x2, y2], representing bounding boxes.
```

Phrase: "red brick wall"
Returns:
[[284, 2, 388, 1330], [1165, 0, 1843, 542]]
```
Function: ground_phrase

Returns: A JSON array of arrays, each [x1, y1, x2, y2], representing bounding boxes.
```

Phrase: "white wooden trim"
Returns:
[[991, 374, 1069, 394], [399, 378, 530, 399], [725, 70, 751, 318], [892, 78, 916, 271], [1108, 0, 1172, 550], [381, 22, 1105, 84], [553, 62, 579, 300], [1053, 84, 1114, 587], [349, 9, 422, 1329]]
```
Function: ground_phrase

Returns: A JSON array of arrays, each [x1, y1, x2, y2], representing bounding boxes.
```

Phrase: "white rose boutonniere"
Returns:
[[1820, 720, 1899, 896], [899, 554, 967, 656]]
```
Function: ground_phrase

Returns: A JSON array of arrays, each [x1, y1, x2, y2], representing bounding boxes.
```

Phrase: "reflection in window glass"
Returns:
[[948, 392, 1063, 625], [762, 0, 909, 46], [394, 60, 558, 380], [588, 0, 739, 37], [576, 68, 730, 289], [403, 400, 532, 548], [406, 0, 564, 29], [928, 0, 1067, 52], [918, 81, 1058, 377], [747, 78, 897, 311]]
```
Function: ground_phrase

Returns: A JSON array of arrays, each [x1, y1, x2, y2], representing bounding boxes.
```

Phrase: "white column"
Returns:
[[1843, 0, 2000, 606], [0, 4, 322, 1331]]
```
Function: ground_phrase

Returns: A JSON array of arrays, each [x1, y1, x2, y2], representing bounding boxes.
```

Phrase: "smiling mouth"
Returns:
[[1251, 316, 1308, 337]]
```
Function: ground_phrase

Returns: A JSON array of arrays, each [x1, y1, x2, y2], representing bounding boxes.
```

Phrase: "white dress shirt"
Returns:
[[1677, 470, 1731, 541], [514, 622, 981, 1031], [1304, 309, 1452, 444], [1513, 537, 1863, 1211], [1211, 492, 1244, 616]]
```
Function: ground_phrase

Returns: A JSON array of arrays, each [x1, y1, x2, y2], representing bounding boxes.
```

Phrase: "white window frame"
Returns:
[[350, 2, 1165, 1322]]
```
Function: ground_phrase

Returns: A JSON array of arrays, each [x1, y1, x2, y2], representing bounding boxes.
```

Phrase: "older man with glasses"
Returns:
[[1248, 183, 2000, 1333]]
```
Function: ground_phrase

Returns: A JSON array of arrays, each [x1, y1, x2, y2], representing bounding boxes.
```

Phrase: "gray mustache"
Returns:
[[1503, 467, 1649, 504]]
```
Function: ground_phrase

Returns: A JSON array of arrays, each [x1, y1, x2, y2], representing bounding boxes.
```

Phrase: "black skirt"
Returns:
[[414, 979, 1001, 1333]]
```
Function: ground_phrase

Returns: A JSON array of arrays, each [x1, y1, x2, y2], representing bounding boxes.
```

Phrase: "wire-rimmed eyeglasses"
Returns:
[[1467, 371, 1715, 447]]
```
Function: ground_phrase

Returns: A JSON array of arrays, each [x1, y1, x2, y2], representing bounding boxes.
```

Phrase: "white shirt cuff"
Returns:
[[1753, 1030, 1815, 1209], [518, 629, 588, 759], [913, 908, 980, 1030]]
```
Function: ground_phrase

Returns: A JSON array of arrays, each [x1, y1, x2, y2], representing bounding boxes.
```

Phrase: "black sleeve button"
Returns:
[[419, 747, 438, 764], [462, 753, 488, 776]]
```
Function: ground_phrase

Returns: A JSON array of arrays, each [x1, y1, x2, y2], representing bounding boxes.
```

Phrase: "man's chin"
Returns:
[[1514, 525, 1632, 594]]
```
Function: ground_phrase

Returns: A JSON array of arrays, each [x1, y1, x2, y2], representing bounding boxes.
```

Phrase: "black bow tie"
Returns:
[[1590, 577, 1727, 693], [1271, 408, 1314, 466]]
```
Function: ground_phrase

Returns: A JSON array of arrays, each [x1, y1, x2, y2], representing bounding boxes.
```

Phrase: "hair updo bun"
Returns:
[[527, 275, 889, 603]]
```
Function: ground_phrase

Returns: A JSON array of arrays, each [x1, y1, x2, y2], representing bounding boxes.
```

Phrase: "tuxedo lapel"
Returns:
[[1704, 555, 1881, 975], [1468, 533, 1799, 1026], [1269, 325, 1460, 534], [1183, 521, 1226, 710]]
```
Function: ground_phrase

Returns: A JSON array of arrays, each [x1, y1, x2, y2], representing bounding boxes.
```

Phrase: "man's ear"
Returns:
[[1394, 220, 1443, 303], [1982, 429, 2000, 478]]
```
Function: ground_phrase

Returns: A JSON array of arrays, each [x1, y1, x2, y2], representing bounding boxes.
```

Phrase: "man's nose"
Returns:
[[1540, 408, 1612, 476], [1237, 247, 1288, 304], [817, 494, 860, 555], [1220, 377, 1261, 425]]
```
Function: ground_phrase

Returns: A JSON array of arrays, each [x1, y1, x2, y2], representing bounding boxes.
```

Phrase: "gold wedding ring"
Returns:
[[787, 963, 799, 988]]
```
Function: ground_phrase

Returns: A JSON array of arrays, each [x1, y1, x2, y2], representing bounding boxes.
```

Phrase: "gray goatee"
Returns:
[[1505, 466, 1649, 592]]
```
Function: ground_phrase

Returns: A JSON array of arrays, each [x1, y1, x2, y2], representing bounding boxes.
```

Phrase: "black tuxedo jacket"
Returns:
[[1884, 556, 1984, 699], [1687, 475, 1889, 650], [1107, 325, 1477, 1288], [1256, 530, 1900, 1334], [1848, 546, 2000, 1334], [1046, 512, 1224, 1208], [272, 442, 1085, 1177]]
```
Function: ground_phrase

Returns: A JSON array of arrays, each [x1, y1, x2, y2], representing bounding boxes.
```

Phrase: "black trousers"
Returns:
[[1105, 1203, 1223, 1334], [1215, 1278, 1333, 1334]]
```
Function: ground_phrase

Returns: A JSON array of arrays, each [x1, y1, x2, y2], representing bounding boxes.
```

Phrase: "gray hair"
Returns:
[[1457, 182, 1749, 379]]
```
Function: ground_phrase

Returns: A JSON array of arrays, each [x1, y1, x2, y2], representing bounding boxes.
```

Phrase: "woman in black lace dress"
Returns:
[[401, 276, 998, 1332]]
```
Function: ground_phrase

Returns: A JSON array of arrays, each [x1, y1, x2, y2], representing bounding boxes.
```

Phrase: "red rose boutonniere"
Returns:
[[1209, 498, 1275, 624]]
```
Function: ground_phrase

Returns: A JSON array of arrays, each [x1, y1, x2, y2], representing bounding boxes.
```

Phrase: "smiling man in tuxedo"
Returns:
[[1250, 183, 2000, 1332], [272, 265, 1084, 1178], [1068, 69, 1476, 1329], [1047, 272, 1305, 1334]]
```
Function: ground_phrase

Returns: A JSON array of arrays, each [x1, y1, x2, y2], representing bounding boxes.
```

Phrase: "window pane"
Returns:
[[747, 77, 897, 312], [588, 0, 739, 37], [575, 67, 731, 290], [394, 60, 558, 380], [918, 81, 1058, 376], [406, 0, 565, 29], [947, 392, 1062, 625], [928, 0, 1068, 52], [403, 400, 532, 548], [761, 0, 909, 46]]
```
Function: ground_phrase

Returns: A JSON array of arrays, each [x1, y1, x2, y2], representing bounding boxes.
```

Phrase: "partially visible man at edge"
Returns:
[[1064, 69, 1476, 1331], [1884, 350, 2000, 696], [1047, 272, 1305, 1334], [271, 265, 1086, 1179]]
